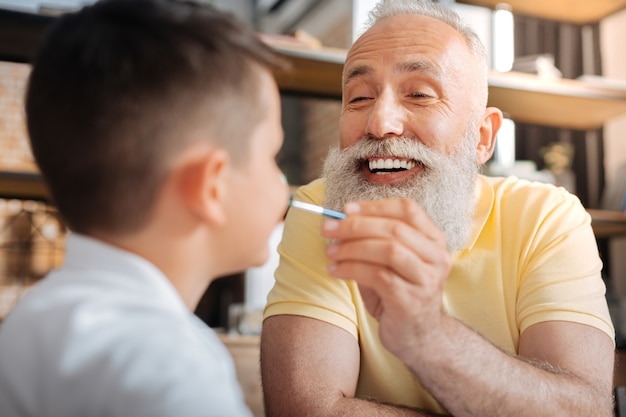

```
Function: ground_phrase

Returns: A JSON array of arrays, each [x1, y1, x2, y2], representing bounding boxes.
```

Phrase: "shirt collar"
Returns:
[[62, 233, 188, 314]]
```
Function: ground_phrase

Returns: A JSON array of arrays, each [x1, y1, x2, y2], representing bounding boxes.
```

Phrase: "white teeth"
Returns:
[[368, 158, 417, 171]]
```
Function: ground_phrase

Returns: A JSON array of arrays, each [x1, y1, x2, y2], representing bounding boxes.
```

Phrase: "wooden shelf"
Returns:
[[488, 71, 626, 130], [4, 9, 626, 129], [457, 0, 626, 24], [588, 209, 626, 238], [0, 171, 50, 202], [1, 8, 625, 227], [268, 42, 626, 130], [270, 42, 345, 99]]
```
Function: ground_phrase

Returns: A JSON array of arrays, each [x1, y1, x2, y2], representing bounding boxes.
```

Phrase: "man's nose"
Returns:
[[365, 90, 405, 138]]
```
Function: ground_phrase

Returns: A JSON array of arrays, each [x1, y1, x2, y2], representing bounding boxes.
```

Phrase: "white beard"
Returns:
[[322, 134, 479, 252]]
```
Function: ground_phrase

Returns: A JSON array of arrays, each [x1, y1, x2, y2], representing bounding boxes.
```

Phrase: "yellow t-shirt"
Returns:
[[265, 175, 615, 413]]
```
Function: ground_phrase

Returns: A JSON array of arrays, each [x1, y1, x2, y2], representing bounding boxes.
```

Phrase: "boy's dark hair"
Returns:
[[26, 0, 285, 235]]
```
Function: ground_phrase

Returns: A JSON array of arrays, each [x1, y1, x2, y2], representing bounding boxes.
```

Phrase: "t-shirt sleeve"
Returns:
[[513, 186, 615, 342]]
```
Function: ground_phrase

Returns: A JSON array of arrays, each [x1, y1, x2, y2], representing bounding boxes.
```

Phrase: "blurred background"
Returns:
[[0, 0, 624, 343]]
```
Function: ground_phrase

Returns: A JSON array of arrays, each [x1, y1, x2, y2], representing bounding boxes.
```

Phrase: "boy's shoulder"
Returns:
[[0, 267, 242, 416]]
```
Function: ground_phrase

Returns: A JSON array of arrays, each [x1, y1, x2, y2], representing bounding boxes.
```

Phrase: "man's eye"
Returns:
[[410, 92, 429, 98], [349, 96, 370, 104]]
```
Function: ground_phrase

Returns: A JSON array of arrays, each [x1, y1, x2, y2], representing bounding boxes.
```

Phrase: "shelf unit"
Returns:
[[451, 1, 626, 240], [588, 209, 626, 238], [269, 42, 345, 98], [4, 7, 626, 127], [269, 40, 626, 130], [0, 7, 625, 237], [457, 0, 626, 25], [0, 171, 49, 202]]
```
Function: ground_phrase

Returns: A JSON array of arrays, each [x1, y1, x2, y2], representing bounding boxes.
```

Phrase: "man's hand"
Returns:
[[321, 198, 452, 360]]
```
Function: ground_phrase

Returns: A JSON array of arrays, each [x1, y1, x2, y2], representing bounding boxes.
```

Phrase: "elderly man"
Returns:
[[261, 0, 615, 416]]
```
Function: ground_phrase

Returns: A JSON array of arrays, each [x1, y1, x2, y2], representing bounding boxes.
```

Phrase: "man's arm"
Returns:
[[261, 315, 614, 417], [261, 314, 444, 416], [400, 316, 614, 417]]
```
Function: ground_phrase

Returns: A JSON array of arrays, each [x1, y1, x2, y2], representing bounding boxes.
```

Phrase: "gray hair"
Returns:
[[364, 0, 487, 64], [363, 0, 489, 108]]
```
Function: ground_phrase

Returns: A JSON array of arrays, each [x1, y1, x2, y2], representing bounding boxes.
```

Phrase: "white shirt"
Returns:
[[0, 234, 252, 417]]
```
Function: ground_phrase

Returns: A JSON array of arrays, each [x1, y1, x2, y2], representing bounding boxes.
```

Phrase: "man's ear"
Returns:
[[475, 107, 503, 165], [177, 147, 230, 226]]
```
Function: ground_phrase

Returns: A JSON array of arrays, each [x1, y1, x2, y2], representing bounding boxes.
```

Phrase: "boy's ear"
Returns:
[[475, 107, 503, 165], [177, 147, 229, 226]]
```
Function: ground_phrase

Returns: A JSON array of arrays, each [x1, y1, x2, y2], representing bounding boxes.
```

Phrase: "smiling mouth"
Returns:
[[365, 157, 423, 175]]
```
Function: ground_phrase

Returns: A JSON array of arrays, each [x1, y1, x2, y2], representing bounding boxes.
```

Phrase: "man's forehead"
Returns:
[[355, 13, 462, 44], [345, 23, 471, 80], [347, 14, 471, 63]]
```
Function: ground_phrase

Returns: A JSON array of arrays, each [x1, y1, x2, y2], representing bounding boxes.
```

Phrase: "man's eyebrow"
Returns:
[[343, 61, 440, 87], [397, 60, 439, 76], [343, 65, 372, 86]]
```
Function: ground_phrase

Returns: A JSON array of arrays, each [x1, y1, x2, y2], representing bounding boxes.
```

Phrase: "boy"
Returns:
[[0, 0, 288, 416]]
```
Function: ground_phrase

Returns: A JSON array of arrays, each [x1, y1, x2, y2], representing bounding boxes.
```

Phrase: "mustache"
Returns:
[[341, 136, 447, 171]]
